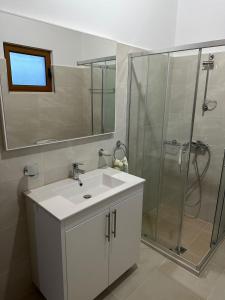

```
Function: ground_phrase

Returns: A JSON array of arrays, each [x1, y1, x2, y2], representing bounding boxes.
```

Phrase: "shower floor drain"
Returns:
[[177, 246, 187, 254], [83, 194, 92, 199]]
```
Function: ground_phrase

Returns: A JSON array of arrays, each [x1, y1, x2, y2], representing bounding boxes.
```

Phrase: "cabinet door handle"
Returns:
[[105, 213, 110, 242], [112, 209, 117, 238]]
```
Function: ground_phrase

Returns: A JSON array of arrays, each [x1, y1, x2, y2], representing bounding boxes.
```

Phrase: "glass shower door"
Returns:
[[129, 53, 169, 242], [156, 49, 201, 252], [129, 49, 201, 253], [141, 53, 170, 241], [211, 151, 225, 245]]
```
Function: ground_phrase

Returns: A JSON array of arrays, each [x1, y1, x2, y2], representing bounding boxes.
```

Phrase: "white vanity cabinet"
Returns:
[[66, 190, 143, 300], [26, 168, 144, 300], [66, 209, 109, 300], [109, 192, 142, 285]]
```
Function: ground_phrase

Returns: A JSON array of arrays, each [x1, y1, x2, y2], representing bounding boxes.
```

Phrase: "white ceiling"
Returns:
[[0, 0, 178, 50], [1, 0, 225, 49], [175, 0, 225, 45]]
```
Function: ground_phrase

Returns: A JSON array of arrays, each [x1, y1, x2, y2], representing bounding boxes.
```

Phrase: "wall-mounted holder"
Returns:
[[113, 140, 127, 160], [24, 164, 39, 177]]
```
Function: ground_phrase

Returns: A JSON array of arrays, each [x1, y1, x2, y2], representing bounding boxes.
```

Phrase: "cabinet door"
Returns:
[[66, 209, 110, 300], [109, 190, 143, 284]]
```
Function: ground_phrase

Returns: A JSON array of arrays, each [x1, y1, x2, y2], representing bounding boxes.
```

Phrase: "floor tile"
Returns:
[[202, 222, 213, 233], [210, 239, 225, 270], [159, 259, 224, 299], [110, 246, 166, 300], [142, 210, 213, 268], [181, 217, 206, 247], [21, 241, 225, 300], [140, 242, 149, 250], [207, 272, 225, 300], [125, 269, 203, 300], [182, 251, 202, 265], [188, 230, 211, 258], [180, 216, 212, 265]]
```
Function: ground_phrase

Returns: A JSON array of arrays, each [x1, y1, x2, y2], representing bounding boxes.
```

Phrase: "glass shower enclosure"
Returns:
[[128, 41, 225, 274], [77, 56, 116, 135]]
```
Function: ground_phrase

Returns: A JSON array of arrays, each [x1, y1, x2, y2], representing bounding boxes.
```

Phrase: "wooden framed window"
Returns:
[[3, 42, 53, 92]]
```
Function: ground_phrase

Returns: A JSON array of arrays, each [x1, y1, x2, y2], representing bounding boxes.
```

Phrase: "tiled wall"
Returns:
[[186, 51, 225, 222], [0, 43, 139, 300], [163, 51, 225, 223]]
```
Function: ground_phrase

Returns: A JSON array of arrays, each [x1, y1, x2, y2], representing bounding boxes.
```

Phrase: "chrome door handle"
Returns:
[[105, 213, 110, 242], [112, 210, 117, 238]]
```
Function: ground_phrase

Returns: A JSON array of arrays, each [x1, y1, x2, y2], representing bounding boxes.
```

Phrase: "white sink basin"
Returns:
[[59, 173, 125, 204], [26, 167, 145, 220]]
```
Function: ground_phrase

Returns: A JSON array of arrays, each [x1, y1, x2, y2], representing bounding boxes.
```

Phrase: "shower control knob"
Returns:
[[202, 104, 208, 111]]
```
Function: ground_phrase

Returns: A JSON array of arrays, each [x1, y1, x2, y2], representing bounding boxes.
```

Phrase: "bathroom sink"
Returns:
[[25, 167, 145, 220], [59, 173, 125, 204]]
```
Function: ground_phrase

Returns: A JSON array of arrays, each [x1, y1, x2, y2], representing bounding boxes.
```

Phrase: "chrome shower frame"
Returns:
[[77, 56, 116, 135], [126, 39, 225, 275]]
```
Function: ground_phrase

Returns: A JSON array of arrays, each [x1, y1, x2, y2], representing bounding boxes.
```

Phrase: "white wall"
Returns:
[[0, 11, 116, 66], [175, 0, 225, 45], [0, 0, 178, 50]]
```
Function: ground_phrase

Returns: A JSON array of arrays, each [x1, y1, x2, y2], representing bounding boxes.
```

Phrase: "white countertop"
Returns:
[[25, 168, 145, 221]]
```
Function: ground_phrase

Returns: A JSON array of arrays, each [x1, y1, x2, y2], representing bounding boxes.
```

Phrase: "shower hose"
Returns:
[[185, 141, 211, 219]]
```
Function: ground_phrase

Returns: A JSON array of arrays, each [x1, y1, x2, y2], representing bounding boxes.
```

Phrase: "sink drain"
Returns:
[[83, 194, 92, 199]]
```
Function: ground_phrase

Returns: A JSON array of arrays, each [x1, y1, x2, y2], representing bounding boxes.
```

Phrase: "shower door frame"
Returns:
[[127, 39, 225, 275], [211, 150, 225, 245]]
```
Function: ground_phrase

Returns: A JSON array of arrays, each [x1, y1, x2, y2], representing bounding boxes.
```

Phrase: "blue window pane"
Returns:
[[9, 52, 46, 86]]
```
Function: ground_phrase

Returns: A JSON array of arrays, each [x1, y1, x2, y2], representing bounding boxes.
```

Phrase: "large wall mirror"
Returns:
[[0, 11, 116, 150]]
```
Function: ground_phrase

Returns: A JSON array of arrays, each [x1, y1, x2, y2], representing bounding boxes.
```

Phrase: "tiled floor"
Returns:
[[142, 210, 213, 265], [23, 240, 225, 300], [181, 216, 213, 265]]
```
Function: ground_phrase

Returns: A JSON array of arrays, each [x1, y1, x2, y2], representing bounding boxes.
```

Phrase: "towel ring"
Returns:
[[113, 140, 127, 160]]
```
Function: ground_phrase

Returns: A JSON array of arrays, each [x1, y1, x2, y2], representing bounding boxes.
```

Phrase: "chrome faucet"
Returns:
[[72, 162, 85, 186]]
